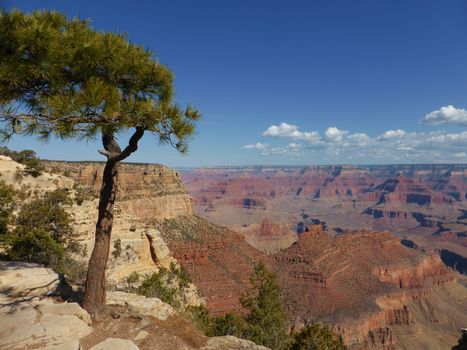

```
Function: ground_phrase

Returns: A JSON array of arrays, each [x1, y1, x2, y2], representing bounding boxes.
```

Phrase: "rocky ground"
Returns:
[[0, 261, 268, 350]]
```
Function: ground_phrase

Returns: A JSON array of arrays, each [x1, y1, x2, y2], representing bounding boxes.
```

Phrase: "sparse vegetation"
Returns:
[[0, 186, 85, 282], [0, 180, 15, 235], [112, 239, 122, 258], [188, 262, 345, 350], [0, 147, 44, 177], [128, 262, 193, 309], [73, 183, 96, 206], [290, 324, 345, 350]]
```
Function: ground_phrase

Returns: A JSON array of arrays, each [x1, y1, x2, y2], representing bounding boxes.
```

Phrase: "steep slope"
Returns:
[[182, 165, 467, 273], [272, 225, 466, 349]]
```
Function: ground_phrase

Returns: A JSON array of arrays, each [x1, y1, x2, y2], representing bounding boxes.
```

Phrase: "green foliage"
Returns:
[[112, 238, 122, 258], [241, 261, 288, 349], [2, 188, 72, 271], [124, 271, 140, 290], [15, 188, 71, 242], [0, 180, 14, 234], [73, 184, 95, 205], [0, 10, 200, 152], [0, 147, 43, 177], [134, 263, 192, 309], [184, 304, 213, 333], [5, 229, 65, 269], [290, 324, 345, 350], [208, 312, 246, 338], [170, 261, 192, 288]]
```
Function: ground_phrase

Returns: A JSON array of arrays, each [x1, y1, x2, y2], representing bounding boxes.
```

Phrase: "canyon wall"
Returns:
[[45, 161, 193, 221]]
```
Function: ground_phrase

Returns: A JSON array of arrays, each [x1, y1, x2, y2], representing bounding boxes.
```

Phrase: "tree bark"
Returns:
[[83, 128, 144, 316], [83, 156, 119, 316]]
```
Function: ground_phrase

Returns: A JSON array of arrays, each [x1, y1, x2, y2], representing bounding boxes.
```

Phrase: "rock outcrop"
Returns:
[[44, 161, 193, 221], [0, 261, 61, 302], [1, 262, 270, 350], [0, 262, 93, 350]]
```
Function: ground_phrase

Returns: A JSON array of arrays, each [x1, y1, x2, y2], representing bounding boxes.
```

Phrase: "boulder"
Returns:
[[89, 338, 140, 350], [0, 261, 60, 302], [106, 291, 175, 320], [201, 336, 270, 350], [0, 299, 92, 350]]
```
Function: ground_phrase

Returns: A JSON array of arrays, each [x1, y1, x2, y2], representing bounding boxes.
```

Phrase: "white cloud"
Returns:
[[378, 129, 406, 140], [262, 143, 303, 157], [251, 122, 467, 163], [325, 127, 348, 142], [243, 142, 268, 150], [263, 122, 321, 143], [420, 105, 467, 126]]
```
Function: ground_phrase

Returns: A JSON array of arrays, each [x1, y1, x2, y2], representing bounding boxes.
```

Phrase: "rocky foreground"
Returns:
[[0, 261, 268, 350]]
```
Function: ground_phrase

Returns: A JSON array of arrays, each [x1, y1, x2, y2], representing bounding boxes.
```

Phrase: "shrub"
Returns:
[[290, 324, 345, 350], [136, 267, 180, 308], [2, 188, 72, 272], [5, 229, 65, 270], [209, 312, 245, 338]]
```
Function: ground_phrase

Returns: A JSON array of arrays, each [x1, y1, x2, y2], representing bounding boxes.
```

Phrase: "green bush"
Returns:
[[290, 324, 345, 350], [209, 312, 245, 338], [2, 188, 72, 272], [5, 229, 65, 270], [136, 266, 181, 308]]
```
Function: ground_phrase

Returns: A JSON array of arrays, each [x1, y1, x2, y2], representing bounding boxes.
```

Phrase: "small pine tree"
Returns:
[[290, 324, 345, 350], [241, 261, 288, 350]]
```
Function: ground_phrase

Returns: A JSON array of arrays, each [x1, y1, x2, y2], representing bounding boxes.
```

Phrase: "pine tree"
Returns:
[[241, 261, 288, 349], [0, 10, 200, 316]]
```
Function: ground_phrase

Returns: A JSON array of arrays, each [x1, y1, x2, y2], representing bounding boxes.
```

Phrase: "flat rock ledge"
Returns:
[[106, 291, 175, 320], [89, 338, 140, 350], [0, 298, 93, 350]]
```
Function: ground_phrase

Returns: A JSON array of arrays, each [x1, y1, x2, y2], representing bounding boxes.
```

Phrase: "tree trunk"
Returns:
[[83, 158, 119, 316], [83, 128, 144, 316]]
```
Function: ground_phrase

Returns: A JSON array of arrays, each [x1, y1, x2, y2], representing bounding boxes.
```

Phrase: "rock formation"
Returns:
[[181, 164, 467, 273], [1, 158, 466, 349], [1, 262, 270, 350]]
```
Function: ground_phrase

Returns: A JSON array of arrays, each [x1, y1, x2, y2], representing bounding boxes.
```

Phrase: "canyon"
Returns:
[[6, 160, 464, 349], [181, 164, 467, 275]]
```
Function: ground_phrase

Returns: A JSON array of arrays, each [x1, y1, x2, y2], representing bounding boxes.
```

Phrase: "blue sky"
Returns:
[[2, 0, 467, 166]]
